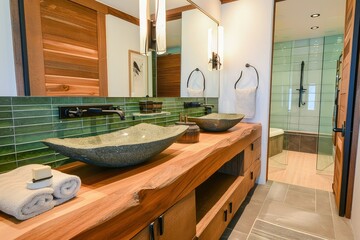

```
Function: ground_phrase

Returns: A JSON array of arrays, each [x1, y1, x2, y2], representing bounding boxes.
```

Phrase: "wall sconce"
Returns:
[[139, 0, 166, 55], [208, 26, 224, 71]]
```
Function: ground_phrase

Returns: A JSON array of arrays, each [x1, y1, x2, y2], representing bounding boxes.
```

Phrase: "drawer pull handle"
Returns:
[[251, 143, 254, 151], [224, 209, 228, 222], [158, 214, 164, 236], [229, 202, 233, 213], [251, 171, 254, 180], [149, 222, 155, 240]]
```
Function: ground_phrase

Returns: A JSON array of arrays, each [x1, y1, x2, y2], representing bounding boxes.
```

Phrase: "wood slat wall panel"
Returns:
[[24, 0, 47, 96], [43, 40, 98, 59], [42, 0, 98, 28], [43, 51, 99, 78], [45, 75, 99, 86], [38, 0, 102, 96], [41, 18, 98, 49], [157, 54, 181, 97], [97, 12, 108, 96], [45, 83, 99, 96]]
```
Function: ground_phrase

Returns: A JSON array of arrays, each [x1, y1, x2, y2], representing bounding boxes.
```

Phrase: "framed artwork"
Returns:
[[129, 50, 148, 97]]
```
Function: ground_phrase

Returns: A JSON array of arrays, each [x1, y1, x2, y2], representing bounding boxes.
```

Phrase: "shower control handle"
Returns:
[[333, 122, 346, 137]]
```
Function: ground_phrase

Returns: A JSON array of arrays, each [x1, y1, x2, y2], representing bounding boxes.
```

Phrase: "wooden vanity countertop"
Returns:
[[0, 123, 261, 239]]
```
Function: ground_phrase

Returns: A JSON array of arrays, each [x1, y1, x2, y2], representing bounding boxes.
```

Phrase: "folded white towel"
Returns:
[[51, 169, 81, 205], [235, 87, 257, 118], [0, 164, 55, 220], [187, 88, 204, 97], [0, 164, 81, 220]]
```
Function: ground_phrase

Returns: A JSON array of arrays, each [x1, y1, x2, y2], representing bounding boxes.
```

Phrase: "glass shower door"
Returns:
[[316, 35, 344, 173]]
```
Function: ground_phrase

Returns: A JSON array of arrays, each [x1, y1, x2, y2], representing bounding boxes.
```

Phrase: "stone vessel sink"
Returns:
[[42, 123, 188, 167], [188, 113, 245, 132]]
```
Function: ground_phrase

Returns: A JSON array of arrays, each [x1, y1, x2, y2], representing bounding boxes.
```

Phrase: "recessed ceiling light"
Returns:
[[311, 26, 319, 30], [311, 13, 320, 18]]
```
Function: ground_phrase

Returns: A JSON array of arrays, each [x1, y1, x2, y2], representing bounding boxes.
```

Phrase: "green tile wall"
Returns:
[[0, 97, 218, 173]]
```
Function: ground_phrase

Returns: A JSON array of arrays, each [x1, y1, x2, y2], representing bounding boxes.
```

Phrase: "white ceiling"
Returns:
[[275, 0, 346, 42]]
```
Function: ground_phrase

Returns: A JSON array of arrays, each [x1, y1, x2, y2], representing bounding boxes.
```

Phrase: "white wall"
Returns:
[[0, 0, 17, 96], [220, 0, 274, 183], [191, 0, 221, 22], [351, 127, 360, 238], [106, 15, 152, 97], [181, 9, 219, 97]]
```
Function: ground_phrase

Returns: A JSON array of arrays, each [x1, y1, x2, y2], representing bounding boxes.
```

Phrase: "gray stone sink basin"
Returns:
[[42, 123, 188, 167], [188, 113, 245, 132]]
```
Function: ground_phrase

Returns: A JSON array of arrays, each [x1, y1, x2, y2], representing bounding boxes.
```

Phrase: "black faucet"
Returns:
[[88, 107, 125, 120], [60, 105, 126, 120]]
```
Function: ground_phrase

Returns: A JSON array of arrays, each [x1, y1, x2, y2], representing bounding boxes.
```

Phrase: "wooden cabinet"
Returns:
[[196, 137, 261, 240], [133, 191, 196, 240], [0, 123, 261, 239]]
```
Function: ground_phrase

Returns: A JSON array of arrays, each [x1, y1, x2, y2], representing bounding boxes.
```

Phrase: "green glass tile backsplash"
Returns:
[[0, 97, 218, 173]]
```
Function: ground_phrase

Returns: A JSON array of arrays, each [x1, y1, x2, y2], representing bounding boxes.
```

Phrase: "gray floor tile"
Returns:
[[221, 181, 354, 240], [266, 181, 288, 202], [288, 184, 316, 195], [285, 188, 316, 212], [258, 200, 335, 239], [230, 199, 263, 234], [332, 214, 355, 240], [221, 228, 248, 240], [251, 184, 271, 203], [316, 189, 332, 216], [251, 219, 325, 240], [329, 191, 339, 216]]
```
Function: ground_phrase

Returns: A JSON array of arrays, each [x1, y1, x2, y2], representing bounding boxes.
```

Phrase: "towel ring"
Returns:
[[187, 68, 206, 91], [246, 63, 259, 89], [234, 71, 243, 89]]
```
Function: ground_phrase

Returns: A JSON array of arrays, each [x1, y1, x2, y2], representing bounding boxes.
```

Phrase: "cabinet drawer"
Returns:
[[196, 176, 246, 240], [244, 137, 261, 172], [247, 159, 261, 191], [132, 191, 196, 240]]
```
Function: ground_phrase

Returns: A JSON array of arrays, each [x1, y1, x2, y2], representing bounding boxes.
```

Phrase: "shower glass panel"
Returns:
[[316, 35, 344, 172], [270, 35, 343, 171]]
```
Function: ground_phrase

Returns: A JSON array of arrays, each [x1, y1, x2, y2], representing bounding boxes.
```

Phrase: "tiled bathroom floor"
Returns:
[[268, 150, 333, 191], [221, 181, 354, 240]]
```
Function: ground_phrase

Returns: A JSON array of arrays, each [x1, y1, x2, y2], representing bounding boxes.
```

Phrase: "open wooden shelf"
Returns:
[[196, 172, 237, 223]]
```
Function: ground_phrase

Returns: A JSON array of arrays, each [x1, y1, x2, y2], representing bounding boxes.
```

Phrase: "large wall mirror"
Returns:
[[5, 0, 220, 98]]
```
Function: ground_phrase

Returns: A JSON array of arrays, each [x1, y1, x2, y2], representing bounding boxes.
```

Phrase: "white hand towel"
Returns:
[[51, 169, 81, 205], [187, 88, 204, 97], [235, 87, 257, 118], [0, 164, 55, 220], [0, 164, 81, 220]]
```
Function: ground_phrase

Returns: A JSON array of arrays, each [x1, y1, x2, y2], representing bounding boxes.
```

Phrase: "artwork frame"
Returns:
[[128, 50, 148, 97]]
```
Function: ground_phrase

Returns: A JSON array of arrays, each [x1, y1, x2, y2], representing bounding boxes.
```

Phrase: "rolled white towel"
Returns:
[[0, 164, 55, 220], [51, 169, 81, 205]]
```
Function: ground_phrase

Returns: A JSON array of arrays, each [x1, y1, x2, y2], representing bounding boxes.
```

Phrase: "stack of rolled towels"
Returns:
[[0, 164, 81, 220]]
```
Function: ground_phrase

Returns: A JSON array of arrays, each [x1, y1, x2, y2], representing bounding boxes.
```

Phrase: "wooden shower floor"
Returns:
[[268, 150, 333, 192]]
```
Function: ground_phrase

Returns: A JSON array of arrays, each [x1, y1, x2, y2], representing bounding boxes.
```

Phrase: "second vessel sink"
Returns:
[[188, 113, 245, 132], [42, 123, 188, 167]]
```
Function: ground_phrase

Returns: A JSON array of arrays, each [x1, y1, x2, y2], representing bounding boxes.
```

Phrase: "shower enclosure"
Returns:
[[270, 35, 344, 173]]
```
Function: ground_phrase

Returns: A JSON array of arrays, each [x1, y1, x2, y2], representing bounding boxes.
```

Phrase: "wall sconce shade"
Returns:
[[155, 0, 166, 54], [208, 26, 224, 71], [139, 0, 166, 55], [218, 26, 224, 70], [139, 0, 149, 55]]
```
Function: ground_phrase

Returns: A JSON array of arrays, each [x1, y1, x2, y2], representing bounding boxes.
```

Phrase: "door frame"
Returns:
[[342, 0, 360, 217]]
